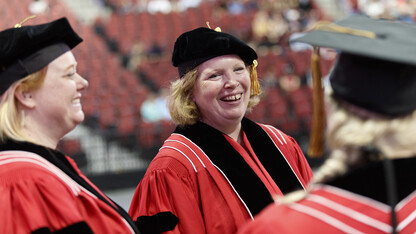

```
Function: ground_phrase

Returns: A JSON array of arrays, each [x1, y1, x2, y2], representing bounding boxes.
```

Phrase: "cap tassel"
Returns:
[[206, 21, 221, 32], [250, 60, 261, 96], [14, 15, 37, 28], [312, 20, 376, 39], [308, 48, 325, 158]]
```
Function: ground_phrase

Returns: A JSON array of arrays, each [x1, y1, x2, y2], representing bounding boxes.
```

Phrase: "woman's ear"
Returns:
[[14, 87, 35, 108]]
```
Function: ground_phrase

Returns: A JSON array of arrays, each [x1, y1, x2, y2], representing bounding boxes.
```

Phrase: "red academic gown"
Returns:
[[129, 118, 313, 233], [0, 140, 139, 233], [238, 157, 416, 234]]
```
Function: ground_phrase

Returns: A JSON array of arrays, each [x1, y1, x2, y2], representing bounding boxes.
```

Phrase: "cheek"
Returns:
[[194, 82, 210, 101], [241, 74, 251, 88], [200, 85, 220, 102]]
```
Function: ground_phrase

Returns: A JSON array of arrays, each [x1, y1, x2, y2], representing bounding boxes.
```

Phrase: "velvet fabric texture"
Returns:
[[0, 17, 82, 94], [330, 53, 416, 116], [175, 118, 304, 215], [172, 27, 257, 77]]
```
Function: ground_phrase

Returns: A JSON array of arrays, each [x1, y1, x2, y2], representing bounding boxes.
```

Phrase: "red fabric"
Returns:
[[259, 124, 313, 190], [65, 156, 117, 207], [129, 138, 250, 233], [226, 133, 282, 196], [0, 151, 134, 234], [129, 125, 313, 233], [238, 185, 416, 234]]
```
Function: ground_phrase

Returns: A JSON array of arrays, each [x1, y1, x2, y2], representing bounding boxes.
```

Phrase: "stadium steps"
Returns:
[[64, 124, 148, 174]]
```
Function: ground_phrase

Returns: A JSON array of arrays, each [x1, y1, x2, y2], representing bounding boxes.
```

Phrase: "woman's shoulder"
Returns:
[[151, 134, 209, 172], [0, 156, 79, 217], [0, 150, 78, 195], [0, 152, 92, 233], [145, 148, 197, 180], [256, 123, 296, 146], [257, 122, 288, 136], [0, 150, 56, 178]]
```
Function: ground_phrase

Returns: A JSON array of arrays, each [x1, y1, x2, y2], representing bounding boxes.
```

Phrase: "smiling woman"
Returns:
[[128, 26, 313, 233], [193, 54, 252, 140], [0, 17, 139, 233], [20, 50, 88, 148]]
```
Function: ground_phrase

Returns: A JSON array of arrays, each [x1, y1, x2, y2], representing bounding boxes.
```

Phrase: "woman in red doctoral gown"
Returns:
[[128, 25, 313, 233], [0, 17, 139, 233], [238, 15, 416, 234]]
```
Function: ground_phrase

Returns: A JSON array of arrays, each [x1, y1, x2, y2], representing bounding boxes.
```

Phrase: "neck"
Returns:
[[22, 115, 63, 149], [227, 126, 242, 144], [219, 121, 243, 144]]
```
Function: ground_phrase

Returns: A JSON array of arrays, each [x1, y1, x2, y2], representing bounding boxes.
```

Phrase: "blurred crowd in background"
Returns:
[[3, 0, 416, 190]]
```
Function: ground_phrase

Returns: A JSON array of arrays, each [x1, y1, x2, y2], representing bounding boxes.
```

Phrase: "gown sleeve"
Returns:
[[129, 156, 206, 233], [0, 163, 92, 233]]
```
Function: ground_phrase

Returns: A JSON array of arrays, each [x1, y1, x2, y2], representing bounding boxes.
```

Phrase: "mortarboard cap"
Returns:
[[172, 27, 258, 77], [291, 15, 416, 157], [293, 15, 416, 117], [0, 17, 82, 94]]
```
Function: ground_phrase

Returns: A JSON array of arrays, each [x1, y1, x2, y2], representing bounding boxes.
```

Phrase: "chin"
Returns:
[[228, 110, 247, 119], [223, 114, 245, 123], [73, 113, 85, 124]]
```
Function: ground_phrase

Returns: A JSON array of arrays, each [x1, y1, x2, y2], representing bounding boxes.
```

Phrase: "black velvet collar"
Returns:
[[241, 119, 304, 194], [174, 118, 303, 216], [326, 157, 416, 205], [0, 139, 139, 233]]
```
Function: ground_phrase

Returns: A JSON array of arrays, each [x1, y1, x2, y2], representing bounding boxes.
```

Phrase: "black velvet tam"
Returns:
[[330, 52, 416, 117], [292, 15, 416, 116], [172, 27, 257, 77], [0, 17, 82, 94]]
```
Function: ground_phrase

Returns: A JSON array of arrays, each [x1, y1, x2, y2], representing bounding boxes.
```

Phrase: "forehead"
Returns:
[[199, 54, 244, 69], [47, 51, 76, 70]]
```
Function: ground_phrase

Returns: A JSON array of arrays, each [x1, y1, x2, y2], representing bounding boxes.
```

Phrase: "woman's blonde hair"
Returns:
[[167, 64, 261, 126], [314, 88, 416, 183], [277, 87, 416, 203], [0, 67, 47, 143]]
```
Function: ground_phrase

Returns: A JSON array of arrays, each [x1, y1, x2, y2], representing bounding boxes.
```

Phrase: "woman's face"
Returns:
[[193, 54, 251, 130], [30, 51, 88, 133]]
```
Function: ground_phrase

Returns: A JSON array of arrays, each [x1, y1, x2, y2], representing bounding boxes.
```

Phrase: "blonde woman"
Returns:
[[129, 26, 313, 233], [0, 17, 139, 233], [238, 15, 416, 234]]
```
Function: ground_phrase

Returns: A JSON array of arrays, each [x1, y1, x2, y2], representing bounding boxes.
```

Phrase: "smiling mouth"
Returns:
[[221, 93, 242, 102]]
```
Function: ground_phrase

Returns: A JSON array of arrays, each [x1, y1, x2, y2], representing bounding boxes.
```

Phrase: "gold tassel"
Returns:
[[312, 21, 376, 39], [250, 60, 261, 96], [206, 21, 221, 32], [308, 48, 325, 158], [14, 15, 37, 28]]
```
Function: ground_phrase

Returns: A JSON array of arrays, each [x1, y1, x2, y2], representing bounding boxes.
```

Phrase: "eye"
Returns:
[[65, 72, 76, 78], [208, 72, 221, 79], [209, 74, 218, 79], [234, 67, 245, 73], [65, 68, 77, 78]]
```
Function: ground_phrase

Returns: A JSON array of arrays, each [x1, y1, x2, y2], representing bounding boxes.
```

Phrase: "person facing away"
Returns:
[[0, 17, 139, 233], [238, 15, 416, 234], [128, 24, 313, 233]]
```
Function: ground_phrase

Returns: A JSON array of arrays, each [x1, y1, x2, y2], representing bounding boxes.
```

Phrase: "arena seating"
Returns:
[[1, 0, 334, 182]]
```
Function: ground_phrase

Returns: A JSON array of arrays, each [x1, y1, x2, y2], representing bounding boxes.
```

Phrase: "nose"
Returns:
[[76, 73, 89, 90], [223, 72, 239, 89]]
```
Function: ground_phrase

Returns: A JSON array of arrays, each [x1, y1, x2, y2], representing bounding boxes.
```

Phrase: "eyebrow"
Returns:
[[64, 62, 77, 71]]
